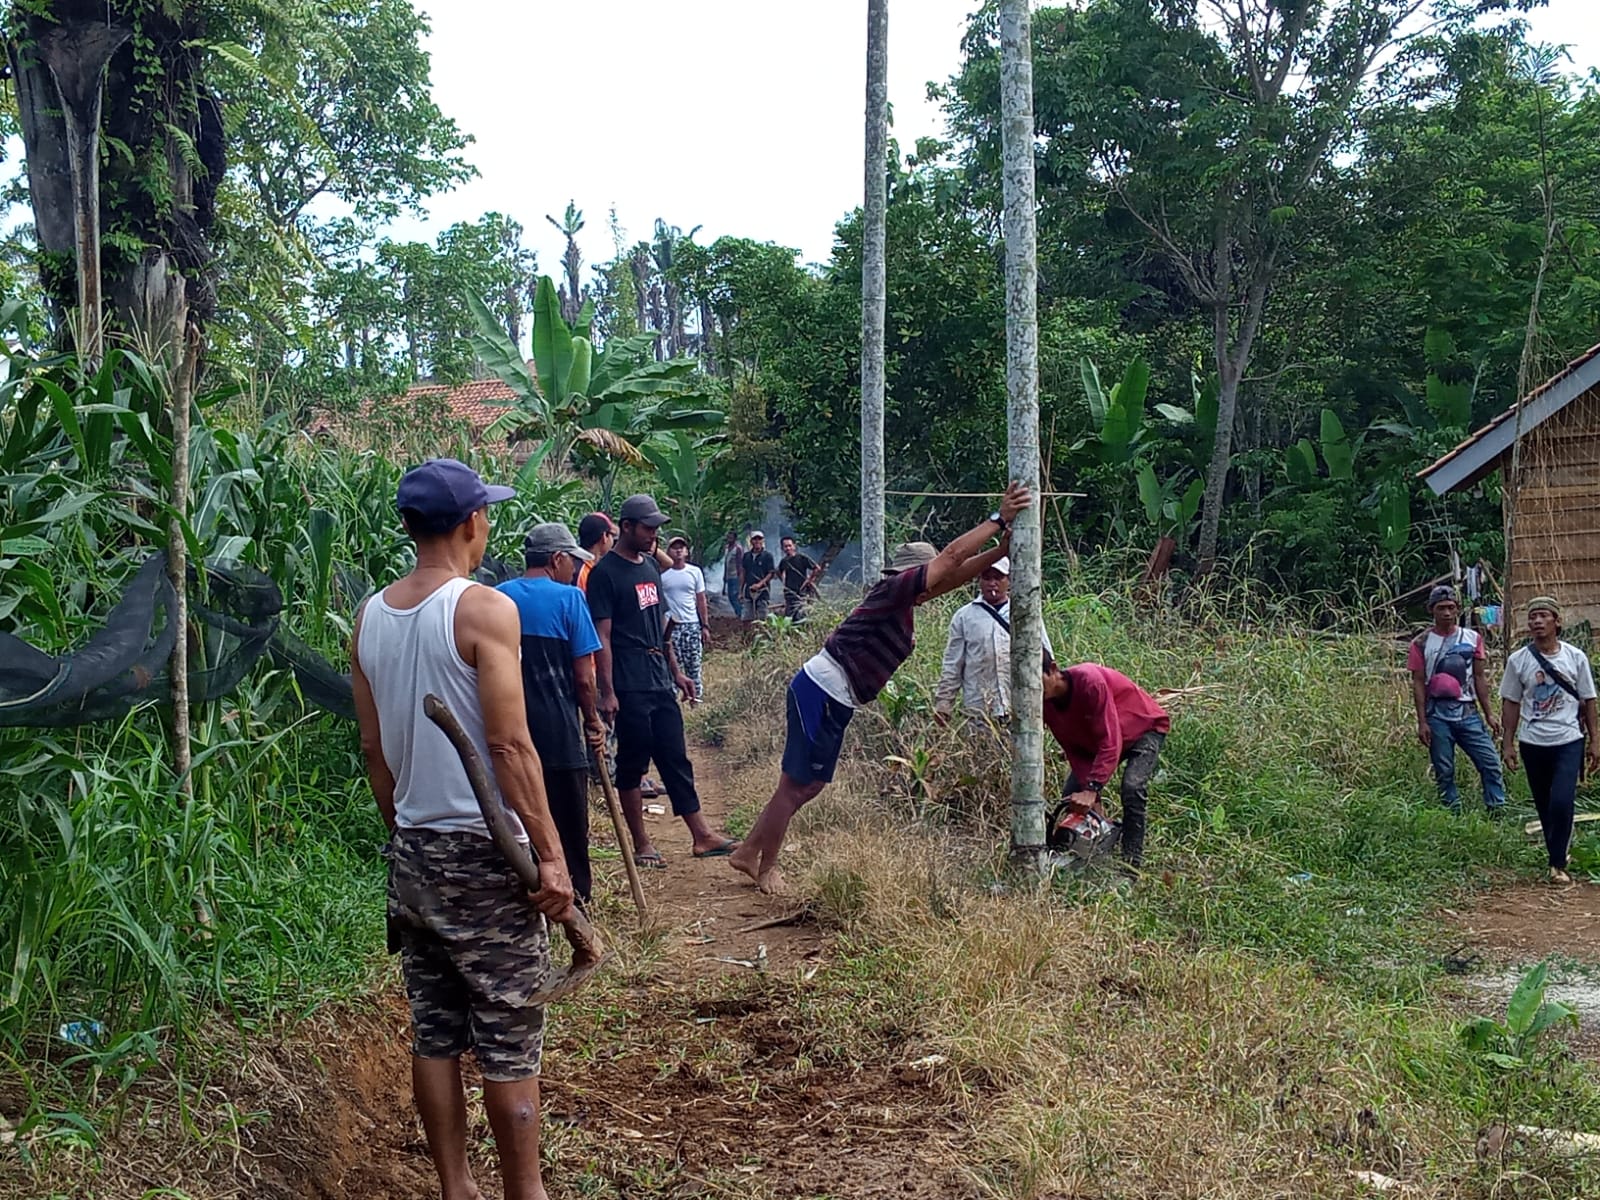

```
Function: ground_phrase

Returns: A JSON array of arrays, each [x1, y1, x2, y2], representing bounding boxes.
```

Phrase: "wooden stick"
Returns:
[[593, 745, 649, 923], [423, 693, 607, 1003]]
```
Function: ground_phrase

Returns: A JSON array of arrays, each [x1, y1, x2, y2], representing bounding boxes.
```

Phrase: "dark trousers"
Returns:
[[543, 766, 592, 904], [1522, 738, 1584, 870], [614, 689, 700, 816], [1066, 731, 1164, 866]]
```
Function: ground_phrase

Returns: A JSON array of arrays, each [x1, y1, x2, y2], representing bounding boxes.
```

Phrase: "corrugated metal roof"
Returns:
[[1418, 342, 1600, 494]]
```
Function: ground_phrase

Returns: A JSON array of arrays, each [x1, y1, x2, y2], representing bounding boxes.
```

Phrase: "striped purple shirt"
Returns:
[[823, 565, 928, 704]]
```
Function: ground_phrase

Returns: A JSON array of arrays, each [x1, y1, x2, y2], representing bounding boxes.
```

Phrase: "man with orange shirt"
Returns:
[[1041, 656, 1170, 869], [575, 513, 616, 593]]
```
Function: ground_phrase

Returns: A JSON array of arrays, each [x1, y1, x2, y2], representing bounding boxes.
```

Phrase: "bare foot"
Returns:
[[757, 866, 787, 896], [729, 844, 761, 883]]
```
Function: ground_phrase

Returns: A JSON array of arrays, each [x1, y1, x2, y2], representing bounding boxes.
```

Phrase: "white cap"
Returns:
[[750, 530, 766, 539], [988, 555, 1011, 575]]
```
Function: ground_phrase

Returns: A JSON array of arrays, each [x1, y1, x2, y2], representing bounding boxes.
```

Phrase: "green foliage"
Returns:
[[1460, 963, 1579, 1073], [1319, 410, 1355, 482], [468, 277, 723, 508], [1076, 356, 1150, 465]]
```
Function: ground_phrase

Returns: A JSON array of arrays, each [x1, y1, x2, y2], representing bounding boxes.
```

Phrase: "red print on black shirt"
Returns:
[[635, 581, 659, 609]]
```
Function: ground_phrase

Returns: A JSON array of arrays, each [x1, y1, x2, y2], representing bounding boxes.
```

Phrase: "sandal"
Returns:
[[693, 839, 739, 859], [633, 850, 667, 870]]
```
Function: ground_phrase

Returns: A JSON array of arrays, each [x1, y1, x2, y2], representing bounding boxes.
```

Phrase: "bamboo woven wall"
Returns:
[[1506, 386, 1600, 630]]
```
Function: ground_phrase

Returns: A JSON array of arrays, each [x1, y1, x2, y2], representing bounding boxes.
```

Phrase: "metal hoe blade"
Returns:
[[423, 693, 607, 1003]]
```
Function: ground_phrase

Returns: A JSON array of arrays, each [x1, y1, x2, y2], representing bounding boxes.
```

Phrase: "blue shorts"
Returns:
[[781, 670, 854, 786]]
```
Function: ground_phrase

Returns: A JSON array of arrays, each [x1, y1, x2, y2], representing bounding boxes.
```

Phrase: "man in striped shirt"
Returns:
[[730, 483, 1033, 893]]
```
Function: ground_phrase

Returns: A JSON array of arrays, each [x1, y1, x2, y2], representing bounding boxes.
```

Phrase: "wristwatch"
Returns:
[[1086, 780, 1104, 794], [989, 510, 1009, 531]]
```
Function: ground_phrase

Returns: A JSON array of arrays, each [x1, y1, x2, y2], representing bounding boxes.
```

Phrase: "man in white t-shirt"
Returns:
[[661, 535, 710, 702], [1500, 595, 1600, 884], [1407, 585, 1504, 814]]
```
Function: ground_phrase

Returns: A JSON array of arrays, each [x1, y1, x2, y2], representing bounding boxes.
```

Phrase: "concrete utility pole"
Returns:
[[860, 0, 888, 582], [999, 0, 1045, 862]]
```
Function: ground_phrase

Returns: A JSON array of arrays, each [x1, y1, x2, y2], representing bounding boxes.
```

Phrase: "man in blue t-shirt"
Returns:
[[497, 522, 605, 903]]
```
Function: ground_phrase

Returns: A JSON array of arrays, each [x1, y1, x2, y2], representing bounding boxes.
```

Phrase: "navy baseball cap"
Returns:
[[396, 458, 515, 533]]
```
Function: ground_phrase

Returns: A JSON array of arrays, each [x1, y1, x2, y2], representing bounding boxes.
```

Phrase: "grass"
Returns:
[[5, 581, 1600, 1197], [690, 585, 1600, 1197], [0, 685, 387, 1149]]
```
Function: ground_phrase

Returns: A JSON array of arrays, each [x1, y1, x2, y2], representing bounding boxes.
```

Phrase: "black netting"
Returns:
[[0, 552, 536, 728], [271, 625, 356, 720], [0, 555, 179, 726], [0, 553, 363, 727]]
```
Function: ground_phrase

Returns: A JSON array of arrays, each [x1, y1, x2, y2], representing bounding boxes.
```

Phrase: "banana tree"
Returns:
[[642, 430, 733, 555], [467, 276, 723, 503], [1075, 356, 1151, 464]]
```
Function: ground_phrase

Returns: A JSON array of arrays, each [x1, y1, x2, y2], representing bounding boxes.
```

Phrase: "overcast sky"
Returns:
[[390, 0, 1600, 275]]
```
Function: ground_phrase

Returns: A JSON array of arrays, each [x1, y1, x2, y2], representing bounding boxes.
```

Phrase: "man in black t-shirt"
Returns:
[[587, 494, 738, 866], [741, 531, 777, 623], [778, 537, 819, 621]]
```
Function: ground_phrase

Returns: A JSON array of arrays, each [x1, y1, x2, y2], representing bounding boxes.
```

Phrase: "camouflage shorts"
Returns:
[[386, 828, 551, 1081]]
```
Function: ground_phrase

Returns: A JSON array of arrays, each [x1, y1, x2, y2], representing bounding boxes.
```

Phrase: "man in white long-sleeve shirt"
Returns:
[[934, 556, 1046, 723]]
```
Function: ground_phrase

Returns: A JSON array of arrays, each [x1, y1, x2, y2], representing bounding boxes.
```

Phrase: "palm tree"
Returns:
[[998, 0, 1045, 857], [861, 0, 888, 581], [651, 220, 701, 359], [545, 201, 586, 324]]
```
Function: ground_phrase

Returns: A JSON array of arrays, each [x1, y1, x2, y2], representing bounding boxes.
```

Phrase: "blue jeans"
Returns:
[[724, 578, 742, 619], [1428, 711, 1506, 812]]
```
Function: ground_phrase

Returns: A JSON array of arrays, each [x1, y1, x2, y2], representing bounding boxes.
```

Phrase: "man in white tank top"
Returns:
[[351, 458, 574, 1200]]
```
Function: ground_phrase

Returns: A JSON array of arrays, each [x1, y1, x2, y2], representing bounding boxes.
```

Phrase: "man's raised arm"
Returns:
[[922, 482, 1033, 600]]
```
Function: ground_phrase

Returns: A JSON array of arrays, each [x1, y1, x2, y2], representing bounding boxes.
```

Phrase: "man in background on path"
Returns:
[[1408, 584, 1504, 815], [1041, 657, 1170, 871], [1501, 596, 1600, 885], [741, 532, 777, 623], [587, 494, 738, 866], [497, 522, 606, 907], [730, 484, 1032, 893], [662, 535, 710, 701], [575, 512, 616, 593], [352, 458, 574, 1200], [933, 556, 1049, 725], [778, 536, 820, 621], [721, 531, 746, 618]]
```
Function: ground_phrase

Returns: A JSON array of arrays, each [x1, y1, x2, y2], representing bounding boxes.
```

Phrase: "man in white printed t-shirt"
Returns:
[[661, 535, 710, 701], [1499, 594, 1600, 885]]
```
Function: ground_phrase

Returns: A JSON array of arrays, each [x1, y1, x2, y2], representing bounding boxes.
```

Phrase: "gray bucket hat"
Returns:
[[883, 541, 938, 575], [524, 522, 593, 563]]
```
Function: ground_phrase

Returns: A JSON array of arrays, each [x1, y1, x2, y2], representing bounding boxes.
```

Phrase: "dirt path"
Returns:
[[250, 741, 976, 1200], [621, 753, 825, 983], [1443, 876, 1600, 1055]]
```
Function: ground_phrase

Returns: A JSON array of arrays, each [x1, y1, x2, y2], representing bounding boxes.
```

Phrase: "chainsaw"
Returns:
[[1045, 793, 1121, 868]]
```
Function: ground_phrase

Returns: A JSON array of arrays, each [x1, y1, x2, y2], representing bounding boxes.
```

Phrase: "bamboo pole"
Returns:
[[860, 0, 889, 584], [169, 325, 199, 798], [999, 0, 1045, 865]]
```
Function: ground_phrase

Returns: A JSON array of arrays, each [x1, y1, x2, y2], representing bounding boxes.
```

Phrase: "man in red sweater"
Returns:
[[1041, 656, 1170, 868]]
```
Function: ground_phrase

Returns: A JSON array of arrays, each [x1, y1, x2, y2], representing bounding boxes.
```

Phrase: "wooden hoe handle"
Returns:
[[422, 693, 606, 1003]]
